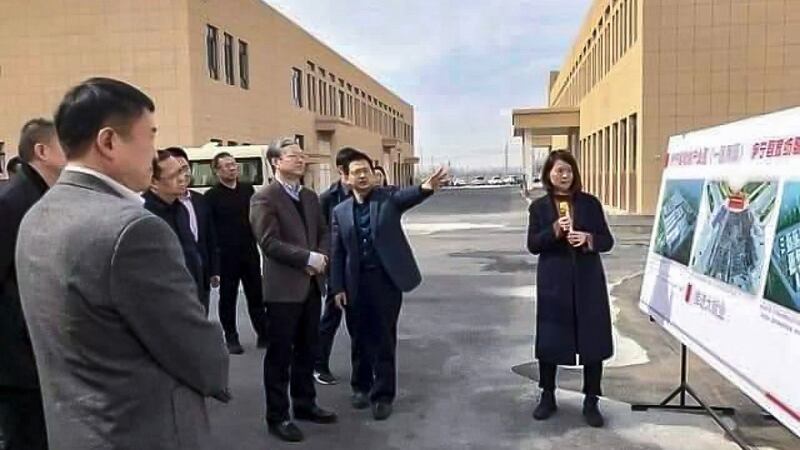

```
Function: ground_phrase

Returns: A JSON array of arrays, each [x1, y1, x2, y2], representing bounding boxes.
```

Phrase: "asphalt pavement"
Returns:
[[206, 185, 797, 450]]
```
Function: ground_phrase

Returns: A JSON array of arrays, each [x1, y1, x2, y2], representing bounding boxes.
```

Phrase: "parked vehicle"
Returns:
[[452, 178, 466, 186], [488, 175, 503, 185], [186, 143, 273, 193], [502, 176, 517, 185], [470, 176, 487, 185]]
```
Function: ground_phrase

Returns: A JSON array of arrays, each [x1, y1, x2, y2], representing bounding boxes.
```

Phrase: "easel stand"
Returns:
[[630, 344, 752, 450]]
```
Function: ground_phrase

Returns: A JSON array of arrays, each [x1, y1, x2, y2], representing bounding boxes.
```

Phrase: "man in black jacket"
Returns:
[[165, 147, 221, 314], [313, 147, 356, 385], [0, 118, 66, 450], [205, 152, 267, 354], [142, 150, 204, 298]]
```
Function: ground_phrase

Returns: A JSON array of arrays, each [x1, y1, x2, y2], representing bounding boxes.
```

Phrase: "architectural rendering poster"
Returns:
[[640, 107, 800, 437]]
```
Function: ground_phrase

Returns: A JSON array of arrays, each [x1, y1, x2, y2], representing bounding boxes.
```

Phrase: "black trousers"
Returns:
[[315, 293, 344, 373], [219, 254, 266, 343], [345, 267, 402, 404], [0, 386, 47, 450], [264, 284, 321, 423], [538, 361, 603, 396]]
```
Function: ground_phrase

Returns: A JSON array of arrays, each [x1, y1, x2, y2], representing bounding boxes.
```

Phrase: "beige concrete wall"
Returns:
[[0, 0, 194, 158], [537, 0, 800, 214], [544, 0, 645, 212]]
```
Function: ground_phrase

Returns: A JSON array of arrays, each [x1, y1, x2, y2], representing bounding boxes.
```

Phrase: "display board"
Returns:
[[640, 107, 800, 437]]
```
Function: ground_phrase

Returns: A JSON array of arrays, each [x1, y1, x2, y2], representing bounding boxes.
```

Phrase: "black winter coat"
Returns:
[[0, 163, 48, 388], [527, 191, 614, 365]]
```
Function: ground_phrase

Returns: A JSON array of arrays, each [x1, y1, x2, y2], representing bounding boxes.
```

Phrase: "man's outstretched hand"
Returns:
[[421, 167, 449, 192]]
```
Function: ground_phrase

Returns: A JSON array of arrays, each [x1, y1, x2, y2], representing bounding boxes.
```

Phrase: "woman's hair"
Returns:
[[540, 149, 583, 194], [374, 165, 389, 186]]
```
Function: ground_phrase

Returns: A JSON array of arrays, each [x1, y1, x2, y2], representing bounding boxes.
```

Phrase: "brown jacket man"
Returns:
[[250, 181, 328, 303], [249, 138, 336, 443]]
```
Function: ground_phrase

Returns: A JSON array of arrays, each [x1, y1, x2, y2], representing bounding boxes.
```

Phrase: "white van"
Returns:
[[185, 143, 274, 193]]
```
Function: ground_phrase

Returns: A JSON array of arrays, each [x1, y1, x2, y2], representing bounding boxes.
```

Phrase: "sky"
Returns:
[[266, 0, 593, 170]]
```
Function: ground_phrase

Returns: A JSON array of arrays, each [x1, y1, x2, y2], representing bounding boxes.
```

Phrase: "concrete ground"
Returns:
[[207, 186, 797, 449]]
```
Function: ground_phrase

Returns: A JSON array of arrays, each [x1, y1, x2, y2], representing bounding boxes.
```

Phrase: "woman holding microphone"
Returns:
[[526, 150, 614, 428]]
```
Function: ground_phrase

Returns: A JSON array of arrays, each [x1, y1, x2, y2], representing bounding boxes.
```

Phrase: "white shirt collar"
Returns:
[[64, 165, 145, 205], [275, 174, 302, 200]]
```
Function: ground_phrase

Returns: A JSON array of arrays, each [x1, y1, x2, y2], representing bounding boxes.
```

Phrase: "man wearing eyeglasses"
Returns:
[[143, 150, 205, 299], [164, 146, 220, 315], [250, 138, 337, 443]]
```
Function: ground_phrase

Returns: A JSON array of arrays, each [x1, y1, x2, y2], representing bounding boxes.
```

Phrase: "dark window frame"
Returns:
[[223, 32, 235, 85], [291, 68, 303, 108], [206, 25, 220, 80], [238, 39, 249, 89]]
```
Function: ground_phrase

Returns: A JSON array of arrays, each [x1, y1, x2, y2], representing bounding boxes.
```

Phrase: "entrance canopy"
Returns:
[[512, 106, 580, 137]]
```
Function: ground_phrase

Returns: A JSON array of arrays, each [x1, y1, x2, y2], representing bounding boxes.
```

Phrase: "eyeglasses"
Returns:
[[350, 168, 372, 177]]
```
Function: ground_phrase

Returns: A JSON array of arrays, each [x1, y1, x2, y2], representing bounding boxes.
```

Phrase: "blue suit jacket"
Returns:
[[330, 186, 432, 301]]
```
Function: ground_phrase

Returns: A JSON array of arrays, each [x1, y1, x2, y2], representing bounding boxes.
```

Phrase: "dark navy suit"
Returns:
[[330, 185, 432, 403], [315, 181, 351, 374]]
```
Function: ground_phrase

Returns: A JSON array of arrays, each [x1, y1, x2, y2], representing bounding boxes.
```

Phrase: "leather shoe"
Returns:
[[372, 401, 393, 421], [582, 395, 605, 428], [267, 420, 303, 442], [351, 391, 370, 410], [294, 404, 337, 424], [226, 342, 244, 355], [532, 390, 557, 420]]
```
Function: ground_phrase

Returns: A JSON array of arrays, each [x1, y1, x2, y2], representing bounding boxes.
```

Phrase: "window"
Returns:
[[307, 73, 316, 112], [227, 140, 238, 146], [206, 25, 219, 80], [190, 157, 263, 189], [223, 33, 235, 85], [620, 118, 628, 173], [338, 90, 345, 118], [630, 113, 637, 172], [239, 40, 249, 89], [294, 134, 305, 149], [329, 85, 336, 116], [604, 126, 610, 198], [291, 68, 303, 108], [210, 138, 223, 145], [320, 80, 327, 114]]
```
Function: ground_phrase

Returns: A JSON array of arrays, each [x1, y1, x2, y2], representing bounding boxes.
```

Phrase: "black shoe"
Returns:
[[532, 390, 557, 421], [313, 370, 338, 385], [583, 395, 605, 428], [372, 402, 393, 421], [226, 342, 244, 355], [256, 336, 267, 349], [267, 420, 304, 442], [351, 392, 370, 410], [294, 404, 338, 424]]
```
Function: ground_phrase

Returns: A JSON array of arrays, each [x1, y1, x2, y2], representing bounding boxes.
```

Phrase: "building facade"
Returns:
[[0, 0, 417, 188], [513, 0, 800, 214]]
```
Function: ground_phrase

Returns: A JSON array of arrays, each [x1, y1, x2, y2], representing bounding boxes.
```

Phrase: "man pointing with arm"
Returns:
[[330, 149, 447, 421]]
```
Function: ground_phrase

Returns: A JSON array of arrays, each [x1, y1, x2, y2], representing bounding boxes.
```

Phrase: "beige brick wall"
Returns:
[[642, 0, 800, 214], [0, 0, 416, 185]]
